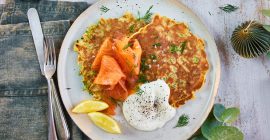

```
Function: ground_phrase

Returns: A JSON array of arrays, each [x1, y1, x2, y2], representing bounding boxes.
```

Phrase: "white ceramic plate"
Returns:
[[57, 0, 220, 139]]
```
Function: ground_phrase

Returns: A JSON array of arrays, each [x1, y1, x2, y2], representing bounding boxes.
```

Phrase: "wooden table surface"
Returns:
[[1, 0, 269, 139], [180, 0, 270, 139]]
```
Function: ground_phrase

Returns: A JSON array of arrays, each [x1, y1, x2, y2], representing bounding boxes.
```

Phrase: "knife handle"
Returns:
[[50, 79, 70, 140]]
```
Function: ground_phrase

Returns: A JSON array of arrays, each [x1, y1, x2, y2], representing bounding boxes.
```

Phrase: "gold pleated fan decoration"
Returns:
[[231, 21, 270, 58]]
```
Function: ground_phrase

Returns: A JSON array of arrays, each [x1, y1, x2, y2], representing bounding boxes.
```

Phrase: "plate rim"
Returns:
[[57, 0, 221, 139]]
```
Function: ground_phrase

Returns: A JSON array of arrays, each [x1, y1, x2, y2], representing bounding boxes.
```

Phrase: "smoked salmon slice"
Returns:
[[91, 37, 142, 114], [92, 38, 114, 70], [113, 38, 142, 76], [105, 79, 128, 101], [100, 93, 117, 116], [94, 55, 126, 90]]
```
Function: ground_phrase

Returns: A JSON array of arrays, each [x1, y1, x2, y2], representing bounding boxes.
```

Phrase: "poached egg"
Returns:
[[122, 80, 176, 131]]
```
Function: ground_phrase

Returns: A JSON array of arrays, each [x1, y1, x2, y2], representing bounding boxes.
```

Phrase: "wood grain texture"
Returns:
[[179, 0, 270, 139]]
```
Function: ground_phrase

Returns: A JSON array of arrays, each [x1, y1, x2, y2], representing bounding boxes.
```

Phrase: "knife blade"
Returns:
[[27, 8, 45, 75]]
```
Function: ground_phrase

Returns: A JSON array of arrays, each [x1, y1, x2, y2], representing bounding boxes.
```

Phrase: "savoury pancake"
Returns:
[[130, 15, 209, 107], [74, 13, 147, 115], [74, 13, 209, 112], [74, 13, 146, 93]]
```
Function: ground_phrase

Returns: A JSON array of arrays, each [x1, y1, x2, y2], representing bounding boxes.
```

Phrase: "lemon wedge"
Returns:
[[88, 112, 121, 134], [72, 100, 109, 113]]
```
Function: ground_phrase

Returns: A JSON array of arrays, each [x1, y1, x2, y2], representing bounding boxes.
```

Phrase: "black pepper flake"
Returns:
[[66, 88, 71, 90]]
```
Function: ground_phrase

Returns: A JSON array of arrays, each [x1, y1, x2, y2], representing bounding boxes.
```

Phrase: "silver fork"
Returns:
[[44, 38, 70, 140], [44, 37, 58, 140]]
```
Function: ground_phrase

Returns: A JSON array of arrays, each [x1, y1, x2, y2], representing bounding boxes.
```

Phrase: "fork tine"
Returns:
[[52, 39, 56, 65], [49, 38, 56, 65], [44, 37, 56, 66], [44, 38, 48, 65], [48, 38, 53, 65]]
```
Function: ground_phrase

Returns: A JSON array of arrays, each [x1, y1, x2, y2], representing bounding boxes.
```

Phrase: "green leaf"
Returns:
[[262, 9, 270, 17], [213, 104, 226, 122], [174, 114, 189, 128], [263, 25, 270, 32], [190, 135, 207, 140], [100, 5, 110, 13], [221, 107, 240, 123], [209, 126, 244, 140], [267, 51, 270, 59], [219, 4, 238, 13], [201, 115, 222, 139]]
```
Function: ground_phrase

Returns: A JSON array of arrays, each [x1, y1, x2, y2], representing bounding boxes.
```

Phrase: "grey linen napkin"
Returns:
[[0, 1, 91, 140]]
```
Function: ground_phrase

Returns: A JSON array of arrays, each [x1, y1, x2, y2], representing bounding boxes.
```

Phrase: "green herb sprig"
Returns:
[[140, 58, 149, 71], [149, 54, 157, 60], [174, 114, 189, 128], [138, 5, 154, 23], [193, 57, 200, 64], [191, 104, 243, 140], [136, 86, 145, 95], [219, 4, 238, 13], [137, 74, 148, 83], [170, 41, 187, 54], [123, 43, 132, 50], [129, 24, 135, 33], [100, 5, 110, 13], [152, 42, 161, 47]]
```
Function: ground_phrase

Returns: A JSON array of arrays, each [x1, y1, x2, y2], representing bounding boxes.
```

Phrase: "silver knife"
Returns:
[[27, 8, 45, 75], [27, 8, 70, 140]]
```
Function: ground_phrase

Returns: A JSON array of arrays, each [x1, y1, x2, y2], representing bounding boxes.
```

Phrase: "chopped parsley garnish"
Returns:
[[169, 41, 187, 54], [100, 5, 110, 13], [149, 54, 157, 60], [193, 57, 200, 64], [89, 70, 97, 76], [178, 33, 185, 38], [152, 42, 161, 47], [138, 74, 148, 83], [178, 33, 190, 38], [170, 44, 178, 53], [138, 5, 153, 23], [129, 24, 135, 33], [219, 4, 238, 13], [140, 58, 149, 71], [123, 43, 132, 50], [175, 114, 189, 128], [136, 86, 144, 95]]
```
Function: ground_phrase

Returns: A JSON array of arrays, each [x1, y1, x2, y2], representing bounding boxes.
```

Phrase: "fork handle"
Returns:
[[47, 79, 58, 140], [50, 79, 70, 140]]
